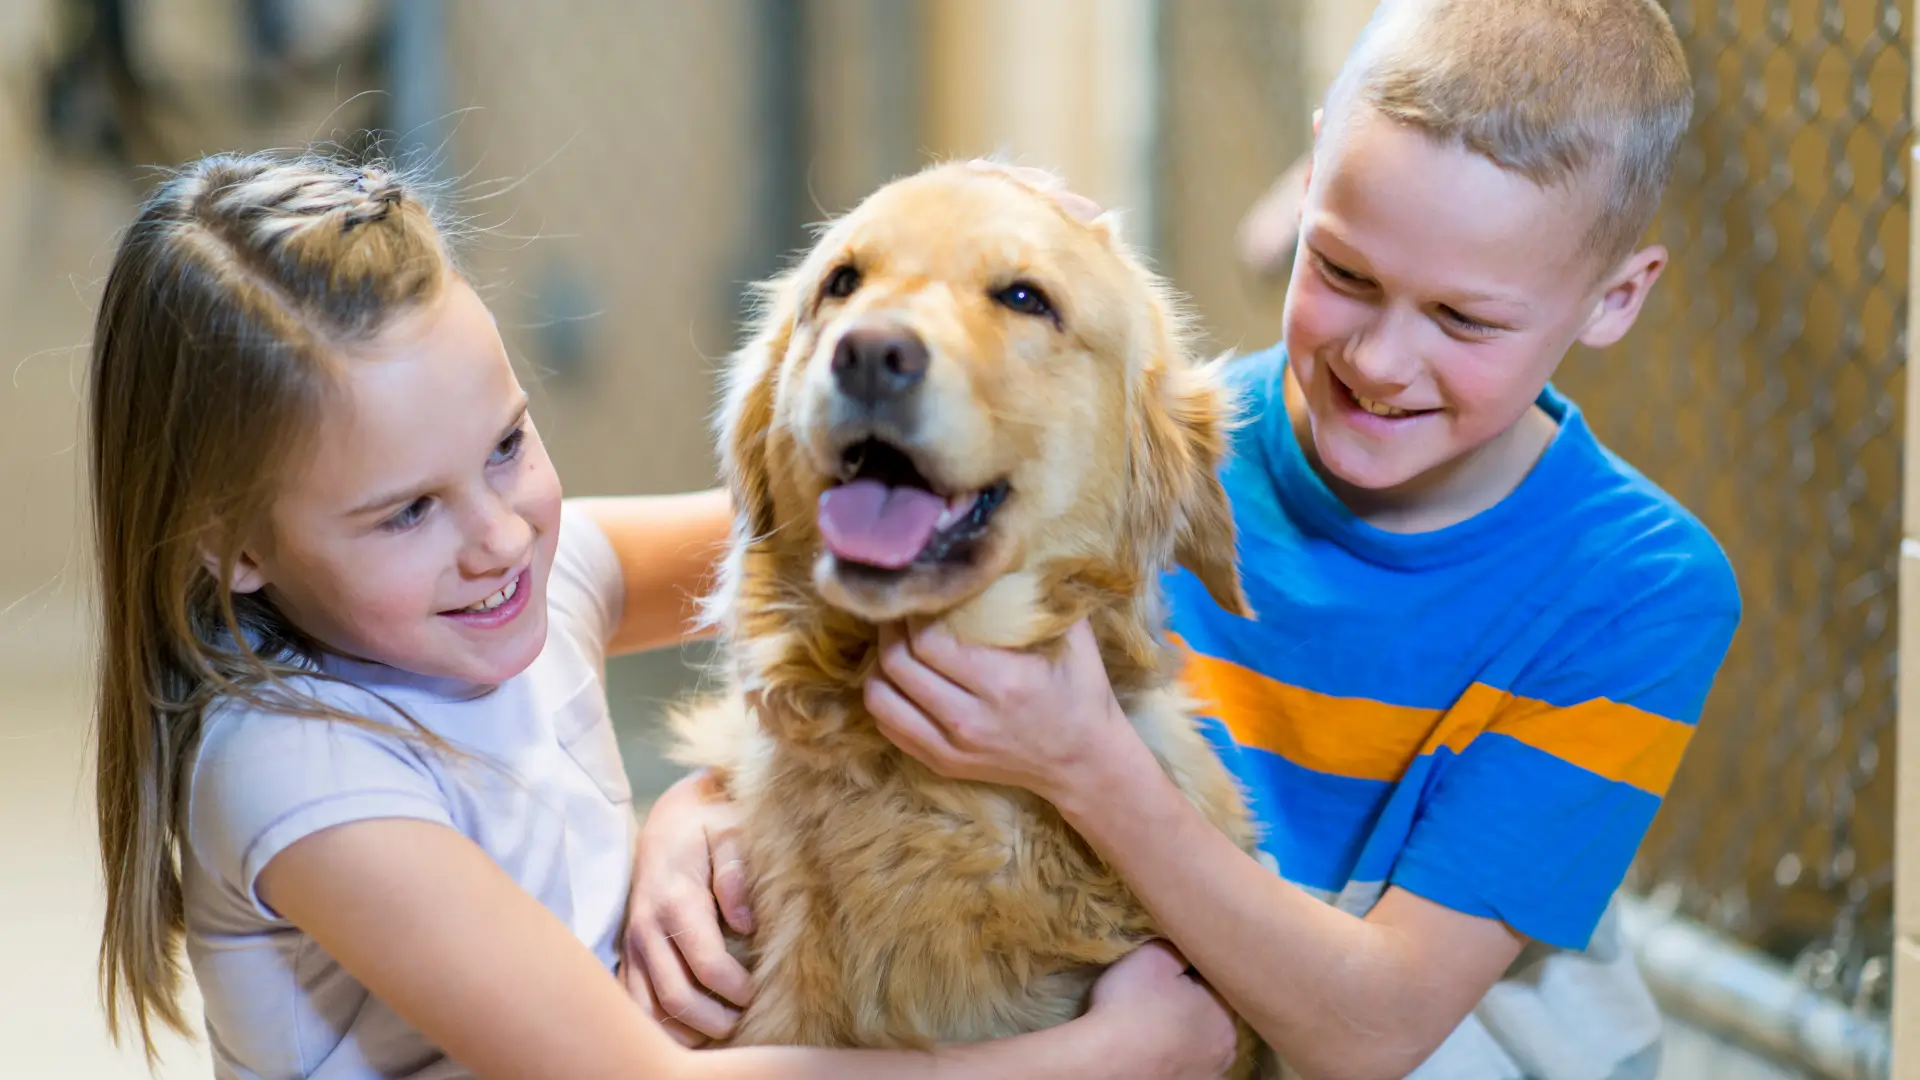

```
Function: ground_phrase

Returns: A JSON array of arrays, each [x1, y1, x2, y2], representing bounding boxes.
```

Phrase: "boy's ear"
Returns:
[[1305, 108, 1323, 194], [1578, 244, 1668, 350], [1301, 106, 1327, 213]]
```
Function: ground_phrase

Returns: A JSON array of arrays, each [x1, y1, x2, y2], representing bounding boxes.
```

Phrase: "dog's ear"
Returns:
[[1132, 358, 1254, 620], [716, 270, 800, 542]]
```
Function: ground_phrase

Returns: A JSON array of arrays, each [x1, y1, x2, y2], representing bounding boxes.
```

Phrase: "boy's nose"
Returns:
[[1343, 323, 1418, 390]]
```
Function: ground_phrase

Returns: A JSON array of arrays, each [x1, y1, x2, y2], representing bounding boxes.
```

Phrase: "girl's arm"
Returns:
[[572, 490, 733, 657], [259, 816, 1237, 1080]]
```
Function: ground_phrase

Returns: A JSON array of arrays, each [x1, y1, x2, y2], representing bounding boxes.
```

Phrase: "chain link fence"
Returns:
[[1156, 0, 1907, 1052], [1585, 0, 1905, 1023]]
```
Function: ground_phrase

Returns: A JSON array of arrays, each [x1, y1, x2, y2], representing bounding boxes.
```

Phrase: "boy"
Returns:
[[630, 2, 1742, 1077]]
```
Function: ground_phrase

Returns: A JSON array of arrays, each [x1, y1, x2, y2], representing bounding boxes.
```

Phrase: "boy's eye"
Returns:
[[384, 497, 433, 532], [1440, 306, 1500, 335], [489, 426, 526, 466], [1313, 252, 1369, 288]]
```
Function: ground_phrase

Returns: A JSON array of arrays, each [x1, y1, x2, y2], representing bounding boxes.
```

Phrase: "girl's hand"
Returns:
[[625, 768, 757, 1044], [1088, 941, 1241, 1080], [865, 618, 1132, 806]]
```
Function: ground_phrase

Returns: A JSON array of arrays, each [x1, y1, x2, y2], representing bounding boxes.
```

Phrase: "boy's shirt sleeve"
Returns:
[[1387, 591, 1740, 952]]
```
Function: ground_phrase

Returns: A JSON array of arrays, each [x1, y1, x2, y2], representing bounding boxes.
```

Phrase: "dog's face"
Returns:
[[719, 162, 1251, 628]]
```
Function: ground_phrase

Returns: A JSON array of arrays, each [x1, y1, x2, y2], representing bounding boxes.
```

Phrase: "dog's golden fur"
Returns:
[[666, 160, 1274, 1076]]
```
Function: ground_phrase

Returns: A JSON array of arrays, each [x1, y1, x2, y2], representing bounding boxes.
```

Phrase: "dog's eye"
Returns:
[[994, 281, 1053, 319], [824, 265, 861, 300]]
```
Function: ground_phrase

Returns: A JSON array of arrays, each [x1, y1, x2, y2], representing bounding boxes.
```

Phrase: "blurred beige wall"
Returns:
[[1302, 0, 1376, 104], [1155, 0, 1310, 356], [921, 0, 1156, 222], [1, 7, 198, 1071], [440, 2, 757, 502], [0, 4, 106, 688]]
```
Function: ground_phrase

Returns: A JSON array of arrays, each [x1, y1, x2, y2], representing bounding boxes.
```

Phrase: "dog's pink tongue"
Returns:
[[818, 480, 945, 569]]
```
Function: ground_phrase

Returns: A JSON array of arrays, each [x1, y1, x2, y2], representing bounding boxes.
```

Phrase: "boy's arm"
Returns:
[[1045, 723, 1525, 1079], [865, 603, 1739, 1080], [572, 490, 733, 656]]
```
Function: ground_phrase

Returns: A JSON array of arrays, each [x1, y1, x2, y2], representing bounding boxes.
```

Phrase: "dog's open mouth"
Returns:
[[817, 438, 1010, 572]]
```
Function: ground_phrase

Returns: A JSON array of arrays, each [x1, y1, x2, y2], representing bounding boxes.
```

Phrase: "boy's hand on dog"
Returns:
[[624, 767, 757, 1044], [965, 158, 1108, 226], [867, 617, 1130, 807], [1090, 941, 1240, 1080]]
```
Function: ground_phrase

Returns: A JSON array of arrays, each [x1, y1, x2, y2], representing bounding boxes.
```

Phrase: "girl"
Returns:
[[88, 149, 1234, 1080]]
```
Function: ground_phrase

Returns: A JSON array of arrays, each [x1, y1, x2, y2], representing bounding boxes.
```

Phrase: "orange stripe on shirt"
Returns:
[[1175, 638, 1447, 782], [1488, 695, 1695, 797], [1175, 638, 1696, 795]]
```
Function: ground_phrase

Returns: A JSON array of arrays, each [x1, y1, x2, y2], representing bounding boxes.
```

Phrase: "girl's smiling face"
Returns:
[[232, 274, 564, 686]]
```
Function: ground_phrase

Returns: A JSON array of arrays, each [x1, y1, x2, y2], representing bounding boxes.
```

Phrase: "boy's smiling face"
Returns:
[[1281, 103, 1667, 529]]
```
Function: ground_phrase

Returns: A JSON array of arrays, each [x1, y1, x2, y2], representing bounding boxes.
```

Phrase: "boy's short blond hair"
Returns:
[[1324, 0, 1693, 269]]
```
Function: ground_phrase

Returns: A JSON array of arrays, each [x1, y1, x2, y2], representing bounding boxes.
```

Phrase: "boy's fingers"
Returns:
[[902, 618, 998, 697], [964, 159, 1104, 223], [1064, 617, 1101, 657], [966, 159, 1059, 188], [881, 628, 979, 718], [866, 676, 957, 771]]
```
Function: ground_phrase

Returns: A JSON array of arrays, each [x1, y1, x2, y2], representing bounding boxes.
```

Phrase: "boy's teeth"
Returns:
[[935, 491, 980, 530], [462, 576, 518, 613], [1354, 392, 1410, 418]]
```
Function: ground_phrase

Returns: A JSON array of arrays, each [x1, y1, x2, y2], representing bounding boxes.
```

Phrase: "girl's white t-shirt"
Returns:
[[182, 503, 634, 1079]]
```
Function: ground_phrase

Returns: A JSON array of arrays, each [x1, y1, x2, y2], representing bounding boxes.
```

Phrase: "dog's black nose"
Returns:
[[833, 327, 928, 406]]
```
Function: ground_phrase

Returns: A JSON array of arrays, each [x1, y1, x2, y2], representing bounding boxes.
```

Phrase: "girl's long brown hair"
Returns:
[[88, 149, 458, 1063]]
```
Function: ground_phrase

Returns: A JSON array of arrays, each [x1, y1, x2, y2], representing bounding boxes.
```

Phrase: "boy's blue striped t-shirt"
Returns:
[[1165, 343, 1742, 958]]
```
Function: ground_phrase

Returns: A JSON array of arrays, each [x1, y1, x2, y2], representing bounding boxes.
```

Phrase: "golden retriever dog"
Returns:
[[666, 159, 1275, 1078]]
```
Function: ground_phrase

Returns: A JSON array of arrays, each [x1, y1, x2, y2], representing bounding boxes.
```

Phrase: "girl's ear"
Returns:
[[202, 545, 268, 594]]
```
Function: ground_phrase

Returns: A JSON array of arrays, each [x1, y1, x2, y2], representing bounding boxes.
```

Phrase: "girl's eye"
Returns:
[[490, 427, 526, 466], [383, 497, 433, 533]]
